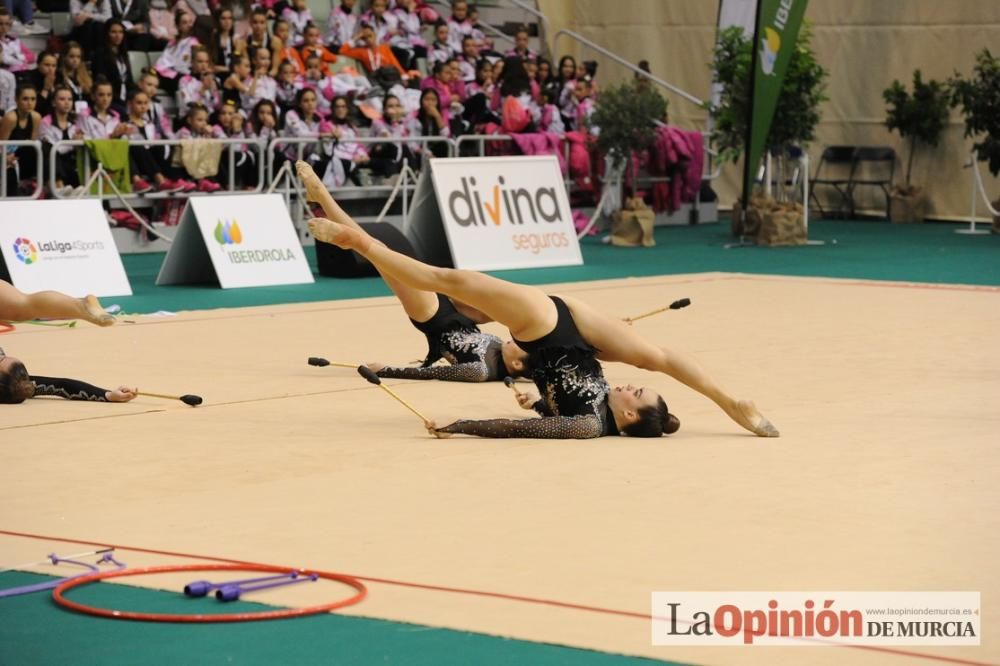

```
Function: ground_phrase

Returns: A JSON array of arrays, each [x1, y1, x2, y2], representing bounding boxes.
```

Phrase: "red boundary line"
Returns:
[[0, 529, 993, 666]]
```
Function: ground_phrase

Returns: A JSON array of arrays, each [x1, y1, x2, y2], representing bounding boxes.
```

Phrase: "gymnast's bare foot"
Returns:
[[307, 217, 371, 251], [295, 160, 325, 203], [730, 399, 780, 437], [81, 295, 115, 326]]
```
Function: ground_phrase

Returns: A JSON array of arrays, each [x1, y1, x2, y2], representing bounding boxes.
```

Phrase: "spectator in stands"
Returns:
[[175, 0, 213, 45], [209, 7, 244, 76], [56, 42, 92, 112], [420, 60, 456, 127], [272, 19, 303, 73], [300, 53, 330, 116], [222, 51, 252, 110], [338, 21, 405, 78], [634, 58, 651, 91], [524, 57, 540, 102], [175, 102, 224, 192], [466, 4, 493, 56], [274, 59, 301, 117], [362, 0, 396, 46], [243, 46, 277, 116], [326, 0, 357, 52], [155, 10, 200, 95], [178, 46, 221, 116], [91, 19, 134, 117], [299, 23, 338, 76], [505, 25, 536, 61], [390, 0, 426, 71], [569, 75, 596, 134], [0, 7, 35, 73], [0, 69, 13, 115], [282, 86, 332, 171], [465, 58, 493, 98], [328, 94, 368, 186], [246, 7, 280, 72], [415, 87, 447, 157], [3, 0, 44, 35], [109, 0, 161, 52], [446, 0, 474, 55], [0, 83, 39, 196], [78, 78, 129, 139], [537, 85, 564, 135], [247, 97, 277, 142], [496, 55, 539, 133], [137, 68, 176, 170], [216, 99, 257, 187], [536, 56, 552, 93], [368, 92, 417, 180], [41, 86, 85, 196], [446, 58, 467, 103], [280, 0, 312, 48], [457, 35, 478, 83], [122, 88, 193, 193], [69, 0, 112, 55], [427, 20, 452, 68], [553, 55, 577, 128], [30, 51, 59, 118]]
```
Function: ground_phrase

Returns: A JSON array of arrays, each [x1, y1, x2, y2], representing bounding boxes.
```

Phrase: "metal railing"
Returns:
[[48, 137, 266, 198], [1, 140, 44, 200], [552, 29, 705, 109]]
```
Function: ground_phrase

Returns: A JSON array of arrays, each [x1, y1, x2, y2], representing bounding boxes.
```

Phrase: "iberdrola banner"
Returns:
[[742, 0, 809, 199]]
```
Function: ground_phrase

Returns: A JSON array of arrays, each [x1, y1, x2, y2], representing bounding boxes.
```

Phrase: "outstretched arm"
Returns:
[[375, 361, 491, 383], [435, 414, 604, 439], [31, 377, 136, 402]]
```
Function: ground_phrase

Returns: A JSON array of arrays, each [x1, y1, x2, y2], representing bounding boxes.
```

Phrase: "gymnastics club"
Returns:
[[184, 572, 300, 598], [216, 572, 320, 602], [307, 357, 357, 369], [138, 391, 203, 407], [356, 365, 433, 427], [503, 376, 524, 397], [623, 298, 692, 324], [0, 548, 114, 576]]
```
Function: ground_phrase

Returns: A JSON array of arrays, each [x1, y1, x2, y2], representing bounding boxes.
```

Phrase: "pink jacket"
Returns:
[[652, 126, 704, 213], [511, 132, 567, 174]]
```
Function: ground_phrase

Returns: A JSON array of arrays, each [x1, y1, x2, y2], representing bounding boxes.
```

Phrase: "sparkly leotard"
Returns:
[[375, 294, 510, 383], [438, 297, 620, 439]]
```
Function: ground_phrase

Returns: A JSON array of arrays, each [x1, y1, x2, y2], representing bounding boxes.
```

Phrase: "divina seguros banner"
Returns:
[[427, 156, 583, 271]]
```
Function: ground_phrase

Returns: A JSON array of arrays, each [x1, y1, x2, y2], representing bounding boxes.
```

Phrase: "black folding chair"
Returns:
[[810, 146, 857, 218], [849, 146, 896, 220]]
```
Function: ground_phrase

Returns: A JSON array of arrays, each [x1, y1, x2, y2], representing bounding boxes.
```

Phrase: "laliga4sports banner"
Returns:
[[742, 0, 809, 200], [429, 156, 583, 271], [0, 199, 132, 297]]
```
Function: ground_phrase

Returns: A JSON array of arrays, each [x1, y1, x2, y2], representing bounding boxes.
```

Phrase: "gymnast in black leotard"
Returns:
[[436, 296, 680, 439], [0, 347, 137, 404], [373, 294, 523, 383]]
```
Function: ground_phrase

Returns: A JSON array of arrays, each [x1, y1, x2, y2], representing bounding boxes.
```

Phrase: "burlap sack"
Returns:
[[757, 202, 807, 246], [611, 197, 656, 247], [889, 187, 928, 223]]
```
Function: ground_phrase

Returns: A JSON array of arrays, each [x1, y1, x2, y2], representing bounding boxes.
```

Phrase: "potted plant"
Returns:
[[708, 23, 828, 244], [588, 81, 668, 243], [882, 70, 949, 223], [950, 49, 1000, 232]]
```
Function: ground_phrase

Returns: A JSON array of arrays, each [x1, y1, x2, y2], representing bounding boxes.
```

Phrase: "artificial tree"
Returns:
[[950, 48, 1000, 230], [708, 23, 828, 242], [882, 70, 949, 222]]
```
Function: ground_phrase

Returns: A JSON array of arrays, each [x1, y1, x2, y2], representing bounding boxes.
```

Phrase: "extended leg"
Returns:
[[0, 280, 114, 326], [308, 217, 556, 341], [560, 295, 779, 437], [297, 160, 439, 321]]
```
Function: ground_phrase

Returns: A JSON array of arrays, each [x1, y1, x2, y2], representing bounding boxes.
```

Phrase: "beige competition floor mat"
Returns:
[[1, 272, 997, 666]]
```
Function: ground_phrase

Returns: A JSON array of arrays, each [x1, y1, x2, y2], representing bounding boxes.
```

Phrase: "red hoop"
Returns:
[[52, 563, 367, 623], [0, 322, 14, 334]]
